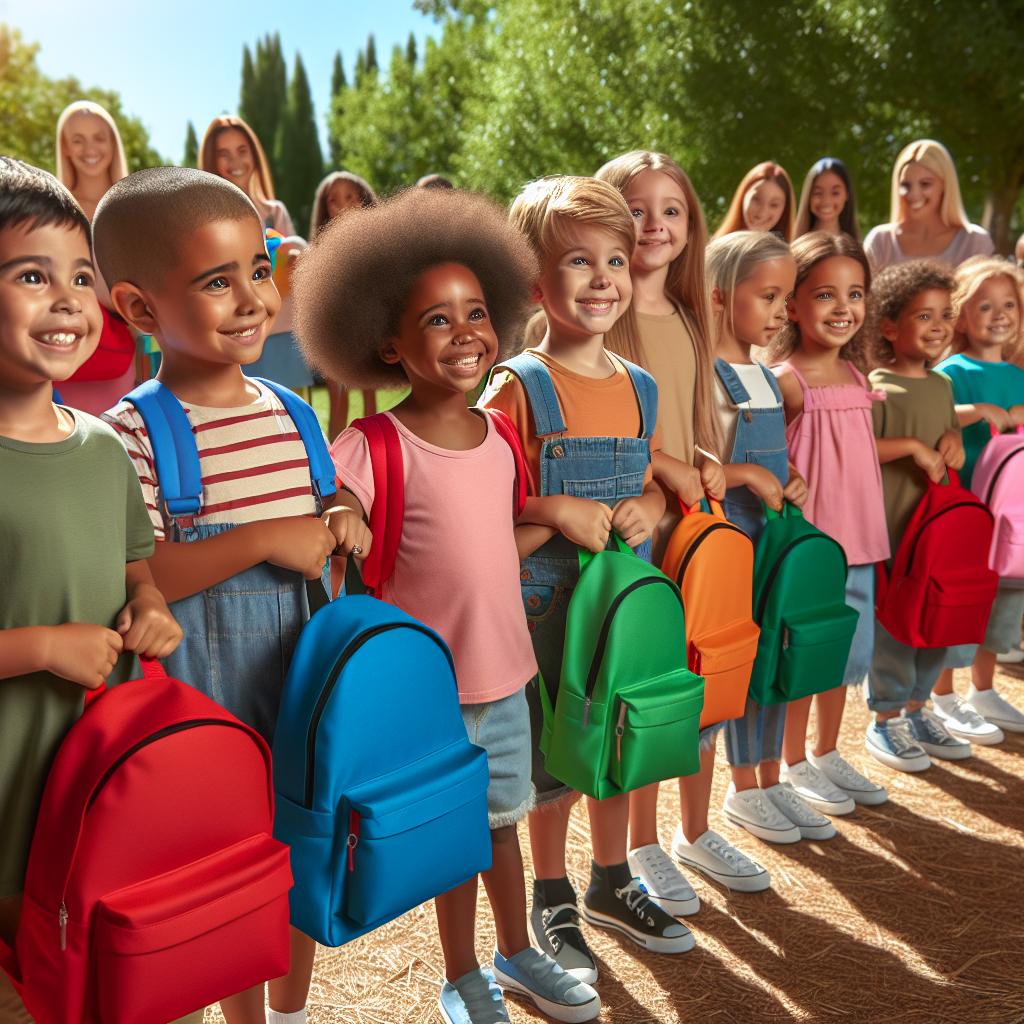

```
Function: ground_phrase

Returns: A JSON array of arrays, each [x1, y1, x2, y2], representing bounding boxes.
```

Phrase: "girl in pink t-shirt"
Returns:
[[292, 188, 601, 1024], [770, 232, 892, 814]]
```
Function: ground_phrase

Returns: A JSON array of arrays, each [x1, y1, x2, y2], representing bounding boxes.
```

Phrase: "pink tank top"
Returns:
[[777, 360, 890, 566]]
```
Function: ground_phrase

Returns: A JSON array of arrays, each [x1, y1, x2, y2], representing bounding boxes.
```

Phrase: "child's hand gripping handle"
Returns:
[[82, 655, 169, 709]]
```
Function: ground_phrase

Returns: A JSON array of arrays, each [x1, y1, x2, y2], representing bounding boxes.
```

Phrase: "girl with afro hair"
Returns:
[[292, 187, 601, 1024]]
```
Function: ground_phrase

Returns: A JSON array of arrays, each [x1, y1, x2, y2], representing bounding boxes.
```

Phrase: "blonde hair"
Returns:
[[889, 139, 969, 230], [199, 115, 276, 204], [509, 175, 639, 349], [706, 230, 792, 343], [950, 255, 1024, 359], [596, 150, 719, 457], [55, 101, 129, 195], [714, 162, 795, 242]]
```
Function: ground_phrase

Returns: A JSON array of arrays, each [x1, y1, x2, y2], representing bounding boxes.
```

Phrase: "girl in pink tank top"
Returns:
[[769, 233, 891, 814]]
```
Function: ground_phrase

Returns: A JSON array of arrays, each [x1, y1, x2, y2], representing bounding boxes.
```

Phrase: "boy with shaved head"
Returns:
[[97, 166, 370, 1024]]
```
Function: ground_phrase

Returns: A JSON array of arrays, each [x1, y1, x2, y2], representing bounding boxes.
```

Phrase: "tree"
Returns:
[[182, 121, 198, 167], [406, 32, 418, 67], [329, 52, 347, 169], [365, 35, 378, 75], [0, 26, 162, 176], [275, 54, 323, 235], [238, 33, 288, 184]]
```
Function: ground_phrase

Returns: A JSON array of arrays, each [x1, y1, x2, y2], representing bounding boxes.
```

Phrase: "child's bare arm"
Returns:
[[775, 370, 805, 425], [875, 437, 945, 482], [116, 560, 184, 659], [0, 625, 122, 690], [955, 403, 1011, 432], [651, 451, 703, 506], [514, 523, 558, 559], [724, 463, 784, 511], [518, 495, 611, 553]]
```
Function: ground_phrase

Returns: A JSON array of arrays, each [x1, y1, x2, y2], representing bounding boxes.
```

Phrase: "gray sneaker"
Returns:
[[864, 718, 930, 773], [492, 948, 600, 1023], [905, 708, 971, 760]]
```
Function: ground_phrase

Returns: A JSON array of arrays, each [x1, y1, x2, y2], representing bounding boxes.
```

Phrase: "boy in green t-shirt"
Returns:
[[0, 159, 181, 1020]]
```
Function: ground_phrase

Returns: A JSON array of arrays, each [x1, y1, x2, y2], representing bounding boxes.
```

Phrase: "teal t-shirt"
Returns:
[[936, 354, 1024, 486]]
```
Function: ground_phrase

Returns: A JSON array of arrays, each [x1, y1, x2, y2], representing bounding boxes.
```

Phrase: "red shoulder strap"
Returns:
[[484, 407, 528, 518], [351, 414, 405, 593]]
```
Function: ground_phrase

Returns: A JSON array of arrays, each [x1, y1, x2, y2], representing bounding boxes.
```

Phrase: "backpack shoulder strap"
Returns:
[[491, 353, 567, 437], [482, 408, 528, 517], [255, 378, 337, 506], [714, 358, 752, 406], [613, 355, 659, 439], [350, 413, 405, 593], [122, 379, 203, 522]]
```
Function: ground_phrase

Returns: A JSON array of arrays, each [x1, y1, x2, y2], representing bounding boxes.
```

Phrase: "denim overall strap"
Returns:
[[493, 353, 567, 437], [617, 356, 658, 439], [714, 357, 753, 407]]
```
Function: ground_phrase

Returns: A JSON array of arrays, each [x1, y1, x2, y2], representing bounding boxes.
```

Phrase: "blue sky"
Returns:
[[0, 0, 441, 161]]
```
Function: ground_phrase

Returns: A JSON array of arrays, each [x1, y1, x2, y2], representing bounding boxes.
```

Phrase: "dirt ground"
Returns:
[[211, 664, 1024, 1024]]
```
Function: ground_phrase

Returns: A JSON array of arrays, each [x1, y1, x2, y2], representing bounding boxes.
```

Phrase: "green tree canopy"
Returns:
[[239, 32, 288, 185], [182, 121, 199, 167], [274, 54, 323, 235]]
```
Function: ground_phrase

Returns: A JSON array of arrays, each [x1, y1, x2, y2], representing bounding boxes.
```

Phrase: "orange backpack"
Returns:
[[661, 499, 760, 728]]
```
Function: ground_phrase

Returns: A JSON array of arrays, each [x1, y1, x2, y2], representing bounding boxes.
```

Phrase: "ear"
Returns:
[[379, 339, 402, 366], [529, 280, 544, 306], [710, 286, 726, 313], [954, 309, 967, 335], [880, 318, 899, 343], [786, 293, 799, 322], [110, 282, 159, 335]]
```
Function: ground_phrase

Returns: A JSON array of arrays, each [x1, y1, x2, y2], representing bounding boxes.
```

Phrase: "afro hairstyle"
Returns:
[[92, 166, 261, 291], [865, 258, 955, 368], [293, 187, 538, 390], [0, 157, 90, 239]]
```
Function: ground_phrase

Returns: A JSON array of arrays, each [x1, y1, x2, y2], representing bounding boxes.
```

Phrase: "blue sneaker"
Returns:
[[438, 967, 509, 1024], [905, 708, 971, 760], [864, 718, 930, 773], [492, 947, 600, 1022]]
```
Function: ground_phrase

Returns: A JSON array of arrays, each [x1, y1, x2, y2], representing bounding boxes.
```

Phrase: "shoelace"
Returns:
[[917, 710, 958, 744], [615, 879, 659, 924], [885, 718, 922, 754], [704, 835, 757, 873], [635, 849, 686, 890], [774, 785, 824, 822], [540, 903, 586, 955], [744, 791, 789, 826], [824, 755, 870, 788], [945, 696, 988, 728]]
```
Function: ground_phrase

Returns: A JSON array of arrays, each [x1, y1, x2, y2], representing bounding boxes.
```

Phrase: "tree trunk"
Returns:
[[982, 172, 1024, 256]]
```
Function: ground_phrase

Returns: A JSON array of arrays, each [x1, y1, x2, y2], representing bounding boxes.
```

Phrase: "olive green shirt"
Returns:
[[0, 411, 154, 897]]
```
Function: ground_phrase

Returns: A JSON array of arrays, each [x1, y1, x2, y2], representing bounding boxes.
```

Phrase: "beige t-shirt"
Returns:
[[635, 310, 697, 465]]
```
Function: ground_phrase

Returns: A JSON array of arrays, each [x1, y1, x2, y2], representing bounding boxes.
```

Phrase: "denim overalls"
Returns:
[[497, 351, 658, 801], [715, 358, 789, 768]]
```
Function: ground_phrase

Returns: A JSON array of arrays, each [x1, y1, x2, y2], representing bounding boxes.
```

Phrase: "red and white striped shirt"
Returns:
[[103, 380, 324, 540]]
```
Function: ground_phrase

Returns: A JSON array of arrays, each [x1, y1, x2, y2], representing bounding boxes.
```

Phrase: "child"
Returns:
[[95, 166, 365, 1024], [597, 151, 768, 904], [794, 158, 861, 241], [865, 259, 968, 771], [482, 175, 691, 984], [308, 170, 379, 437], [0, 158, 181, 1022], [713, 162, 795, 242], [931, 257, 1024, 737], [294, 187, 600, 1024], [770, 232, 890, 811], [705, 231, 829, 849]]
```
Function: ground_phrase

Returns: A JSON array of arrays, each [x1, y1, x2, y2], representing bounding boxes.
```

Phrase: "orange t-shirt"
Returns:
[[480, 349, 662, 496]]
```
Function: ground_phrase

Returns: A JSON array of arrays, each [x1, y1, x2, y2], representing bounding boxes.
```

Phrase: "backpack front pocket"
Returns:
[[94, 833, 292, 1024], [343, 742, 491, 926], [993, 515, 1024, 579], [690, 621, 760, 727], [607, 672, 704, 792], [921, 568, 998, 646], [777, 605, 858, 700]]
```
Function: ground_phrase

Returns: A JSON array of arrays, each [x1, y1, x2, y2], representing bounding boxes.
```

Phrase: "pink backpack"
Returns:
[[971, 426, 1024, 579]]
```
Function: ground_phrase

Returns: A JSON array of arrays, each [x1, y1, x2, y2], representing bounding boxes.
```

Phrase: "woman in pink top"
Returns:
[[770, 233, 892, 815]]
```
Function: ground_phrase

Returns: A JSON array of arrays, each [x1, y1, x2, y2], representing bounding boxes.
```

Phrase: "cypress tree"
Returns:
[[274, 53, 323, 235], [329, 52, 347, 169], [406, 33, 418, 66], [182, 121, 198, 167]]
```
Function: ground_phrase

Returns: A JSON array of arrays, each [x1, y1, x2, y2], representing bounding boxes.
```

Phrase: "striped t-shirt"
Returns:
[[103, 380, 324, 540]]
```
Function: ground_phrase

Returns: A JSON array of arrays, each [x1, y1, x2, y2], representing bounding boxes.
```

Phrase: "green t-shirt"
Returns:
[[935, 354, 1024, 486], [869, 369, 959, 555], [0, 410, 154, 897]]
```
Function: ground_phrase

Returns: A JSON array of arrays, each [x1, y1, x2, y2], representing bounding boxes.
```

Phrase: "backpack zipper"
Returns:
[[755, 535, 846, 623], [984, 445, 1024, 505], [582, 577, 676, 725], [304, 623, 447, 807], [614, 701, 627, 762], [673, 522, 747, 587], [902, 502, 993, 577]]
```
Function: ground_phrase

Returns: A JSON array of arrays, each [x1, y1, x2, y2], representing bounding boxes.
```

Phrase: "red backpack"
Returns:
[[876, 469, 998, 648], [0, 661, 292, 1024]]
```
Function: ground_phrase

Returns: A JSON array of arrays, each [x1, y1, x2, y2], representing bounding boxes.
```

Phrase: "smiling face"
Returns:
[[898, 161, 944, 222], [623, 169, 688, 274], [0, 221, 102, 388], [325, 178, 366, 220], [809, 171, 848, 230], [742, 178, 786, 233], [213, 128, 256, 193], [537, 221, 632, 342], [724, 255, 797, 349], [63, 112, 114, 186], [884, 287, 954, 365], [959, 275, 1020, 357], [788, 255, 866, 354], [381, 262, 499, 396]]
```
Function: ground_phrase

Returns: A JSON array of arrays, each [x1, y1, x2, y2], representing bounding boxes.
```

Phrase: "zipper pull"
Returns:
[[783, 628, 790, 650], [615, 703, 627, 762], [583, 697, 592, 728], [58, 903, 68, 951], [346, 810, 360, 872]]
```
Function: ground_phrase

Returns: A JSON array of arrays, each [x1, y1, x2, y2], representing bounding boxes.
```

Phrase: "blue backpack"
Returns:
[[122, 378, 492, 947]]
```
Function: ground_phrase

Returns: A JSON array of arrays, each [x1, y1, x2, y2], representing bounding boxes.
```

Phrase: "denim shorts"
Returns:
[[842, 565, 875, 686], [984, 584, 1024, 654], [724, 695, 785, 768], [867, 618, 949, 712], [461, 686, 534, 828]]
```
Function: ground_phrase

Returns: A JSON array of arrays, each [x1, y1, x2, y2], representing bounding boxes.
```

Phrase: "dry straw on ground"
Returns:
[[210, 665, 1024, 1024]]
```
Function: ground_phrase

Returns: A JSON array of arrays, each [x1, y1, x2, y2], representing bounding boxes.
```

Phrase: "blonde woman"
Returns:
[[863, 139, 993, 273]]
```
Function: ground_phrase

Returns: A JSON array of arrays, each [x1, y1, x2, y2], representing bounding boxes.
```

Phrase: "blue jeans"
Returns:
[[866, 619, 949, 713], [842, 565, 875, 686]]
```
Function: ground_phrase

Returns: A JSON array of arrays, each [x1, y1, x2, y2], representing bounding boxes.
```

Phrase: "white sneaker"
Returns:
[[931, 692, 1004, 745], [780, 759, 855, 816], [996, 647, 1024, 664], [865, 718, 931, 773], [763, 783, 836, 840], [627, 843, 699, 917], [722, 783, 801, 844], [965, 685, 1024, 733], [807, 749, 888, 806], [671, 826, 770, 892]]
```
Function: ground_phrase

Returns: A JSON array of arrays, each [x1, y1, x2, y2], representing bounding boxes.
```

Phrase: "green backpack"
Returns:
[[538, 537, 705, 799], [748, 502, 858, 706]]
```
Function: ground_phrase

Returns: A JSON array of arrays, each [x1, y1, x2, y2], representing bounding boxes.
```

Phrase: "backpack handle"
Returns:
[[763, 500, 803, 521], [82, 655, 169, 709], [681, 497, 726, 519], [577, 533, 633, 572], [989, 423, 1024, 438]]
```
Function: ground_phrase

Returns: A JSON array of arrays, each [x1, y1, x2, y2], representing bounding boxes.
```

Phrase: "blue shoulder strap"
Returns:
[[491, 353, 566, 437], [614, 356, 658, 439], [714, 358, 752, 406], [757, 362, 784, 404]]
